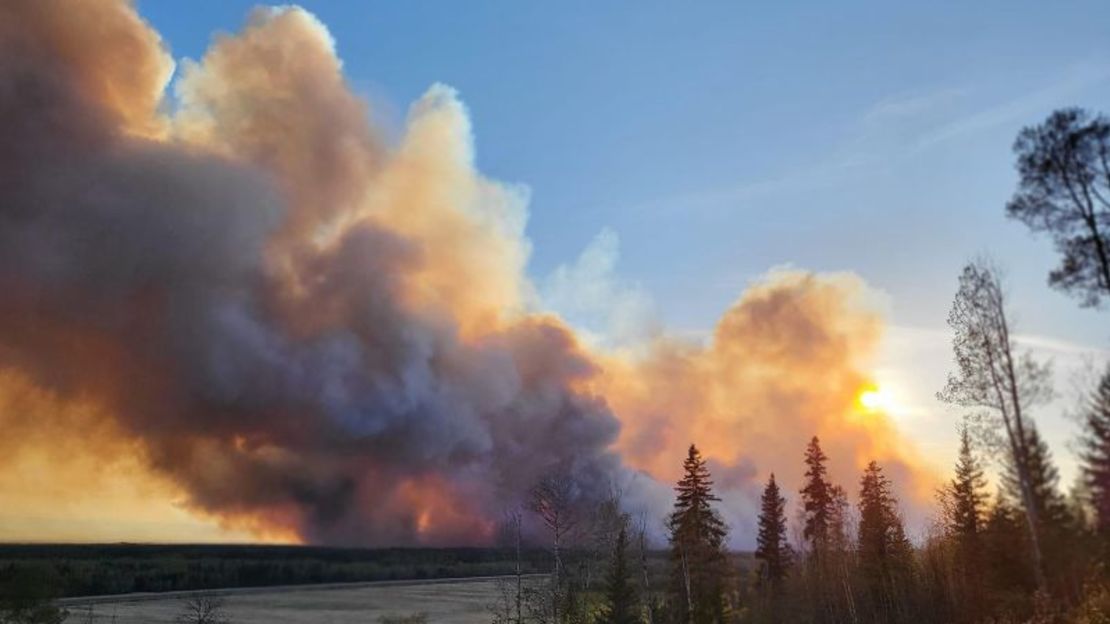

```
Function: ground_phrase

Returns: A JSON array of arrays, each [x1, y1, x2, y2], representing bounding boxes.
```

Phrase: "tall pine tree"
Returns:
[[599, 524, 639, 624], [668, 444, 729, 624], [1002, 424, 1070, 532], [943, 426, 989, 621], [1082, 366, 1110, 537], [800, 436, 833, 555], [755, 473, 791, 588], [857, 461, 912, 618], [946, 426, 989, 548]]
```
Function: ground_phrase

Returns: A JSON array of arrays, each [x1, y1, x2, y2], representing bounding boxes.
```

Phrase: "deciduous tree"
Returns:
[[1007, 108, 1110, 307], [938, 259, 1053, 590]]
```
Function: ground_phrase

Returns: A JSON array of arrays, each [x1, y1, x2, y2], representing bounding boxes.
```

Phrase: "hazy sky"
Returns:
[[140, 1, 1110, 481]]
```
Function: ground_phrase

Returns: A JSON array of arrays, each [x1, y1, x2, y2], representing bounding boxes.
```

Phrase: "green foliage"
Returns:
[[754, 473, 790, 589], [1083, 366, 1110, 539], [0, 565, 67, 624], [0, 545, 551, 597], [667, 444, 730, 623], [857, 461, 913, 620], [800, 437, 833, 553], [1003, 424, 1071, 532], [1007, 107, 1110, 307], [598, 526, 638, 624]]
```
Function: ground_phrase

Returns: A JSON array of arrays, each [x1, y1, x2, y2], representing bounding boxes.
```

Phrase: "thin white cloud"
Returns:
[[635, 60, 1110, 219]]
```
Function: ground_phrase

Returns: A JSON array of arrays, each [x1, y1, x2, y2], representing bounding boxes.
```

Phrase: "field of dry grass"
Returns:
[[62, 577, 506, 623]]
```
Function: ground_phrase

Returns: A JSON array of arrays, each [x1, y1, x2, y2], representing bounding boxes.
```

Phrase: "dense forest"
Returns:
[[0, 545, 558, 597]]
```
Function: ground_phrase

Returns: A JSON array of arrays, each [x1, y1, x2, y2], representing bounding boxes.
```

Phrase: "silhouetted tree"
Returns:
[[599, 525, 639, 624], [946, 426, 989, 551], [1007, 108, 1110, 307], [1002, 424, 1070, 534], [755, 473, 791, 589], [800, 437, 834, 555], [938, 259, 1053, 591], [1082, 365, 1110, 538], [942, 426, 989, 621], [982, 492, 1037, 613], [857, 461, 912, 620], [175, 595, 229, 624], [667, 444, 729, 624]]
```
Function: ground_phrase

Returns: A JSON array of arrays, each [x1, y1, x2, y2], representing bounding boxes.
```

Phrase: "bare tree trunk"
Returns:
[[941, 262, 1052, 593], [992, 288, 1049, 592], [515, 511, 522, 624], [681, 546, 693, 624], [638, 521, 654, 624], [553, 515, 561, 624]]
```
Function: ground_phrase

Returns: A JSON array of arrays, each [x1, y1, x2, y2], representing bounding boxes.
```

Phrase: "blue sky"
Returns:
[[141, 2, 1110, 479]]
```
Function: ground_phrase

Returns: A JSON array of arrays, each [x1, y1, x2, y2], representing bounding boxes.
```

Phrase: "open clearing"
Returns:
[[62, 577, 508, 623]]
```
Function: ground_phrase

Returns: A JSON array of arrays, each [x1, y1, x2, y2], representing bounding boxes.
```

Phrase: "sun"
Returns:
[[858, 387, 889, 411]]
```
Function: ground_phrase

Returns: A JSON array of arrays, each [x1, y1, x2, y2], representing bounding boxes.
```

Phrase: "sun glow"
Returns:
[[858, 387, 890, 412]]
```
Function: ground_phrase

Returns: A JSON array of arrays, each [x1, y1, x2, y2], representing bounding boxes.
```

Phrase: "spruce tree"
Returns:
[[1081, 366, 1110, 536], [599, 524, 639, 624], [668, 444, 729, 624], [800, 436, 833, 554], [857, 461, 912, 616], [946, 426, 989, 547], [982, 492, 1037, 598], [755, 473, 791, 588], [1002, 424, 1070, 532], [944, 426, 989, 620]]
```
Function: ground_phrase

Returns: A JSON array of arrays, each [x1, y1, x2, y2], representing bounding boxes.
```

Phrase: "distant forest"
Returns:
[[0, 544, 557, 597]]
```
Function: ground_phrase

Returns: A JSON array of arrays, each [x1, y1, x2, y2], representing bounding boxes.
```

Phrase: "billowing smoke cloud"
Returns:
[[0, 1, 934, 546], [590, 270, 932, 538]]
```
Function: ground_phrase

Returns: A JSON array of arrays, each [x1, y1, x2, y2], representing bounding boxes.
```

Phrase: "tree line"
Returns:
[[490, 107, 1110, 623]]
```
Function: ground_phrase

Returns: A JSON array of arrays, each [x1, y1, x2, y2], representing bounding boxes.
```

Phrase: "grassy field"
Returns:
[[62, 577, 507, 624]]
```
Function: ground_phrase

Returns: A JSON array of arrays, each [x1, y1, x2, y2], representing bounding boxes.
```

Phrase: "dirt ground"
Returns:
[[63, 577, 506, 623]]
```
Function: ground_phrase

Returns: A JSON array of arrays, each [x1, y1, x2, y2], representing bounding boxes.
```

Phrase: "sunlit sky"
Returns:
[[141, 2, 1110, 483]]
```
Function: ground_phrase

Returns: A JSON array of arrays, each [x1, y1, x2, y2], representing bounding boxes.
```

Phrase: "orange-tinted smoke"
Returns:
[[0, 0, 935, 547], [595, 270, 936, 532]]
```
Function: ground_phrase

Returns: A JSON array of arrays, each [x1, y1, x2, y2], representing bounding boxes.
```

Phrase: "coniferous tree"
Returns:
[[755, 473, 791, 589], [800, 436, 834, 555], [857, 461, 912, 619], [599, 525, 639, 624], [827, 484, 852, 554], [667, 444, 729, 624], [939, 259, 1053, 591], [943, 426, 989, 621], [1082, 366, 1110, 538], [1002, 424, 1070, 533], [946, 426, 989, 550], [982, 492, 1037, 609]]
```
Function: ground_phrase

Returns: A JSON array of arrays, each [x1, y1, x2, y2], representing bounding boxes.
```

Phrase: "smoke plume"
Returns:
[[0, 1, 934, 546]]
